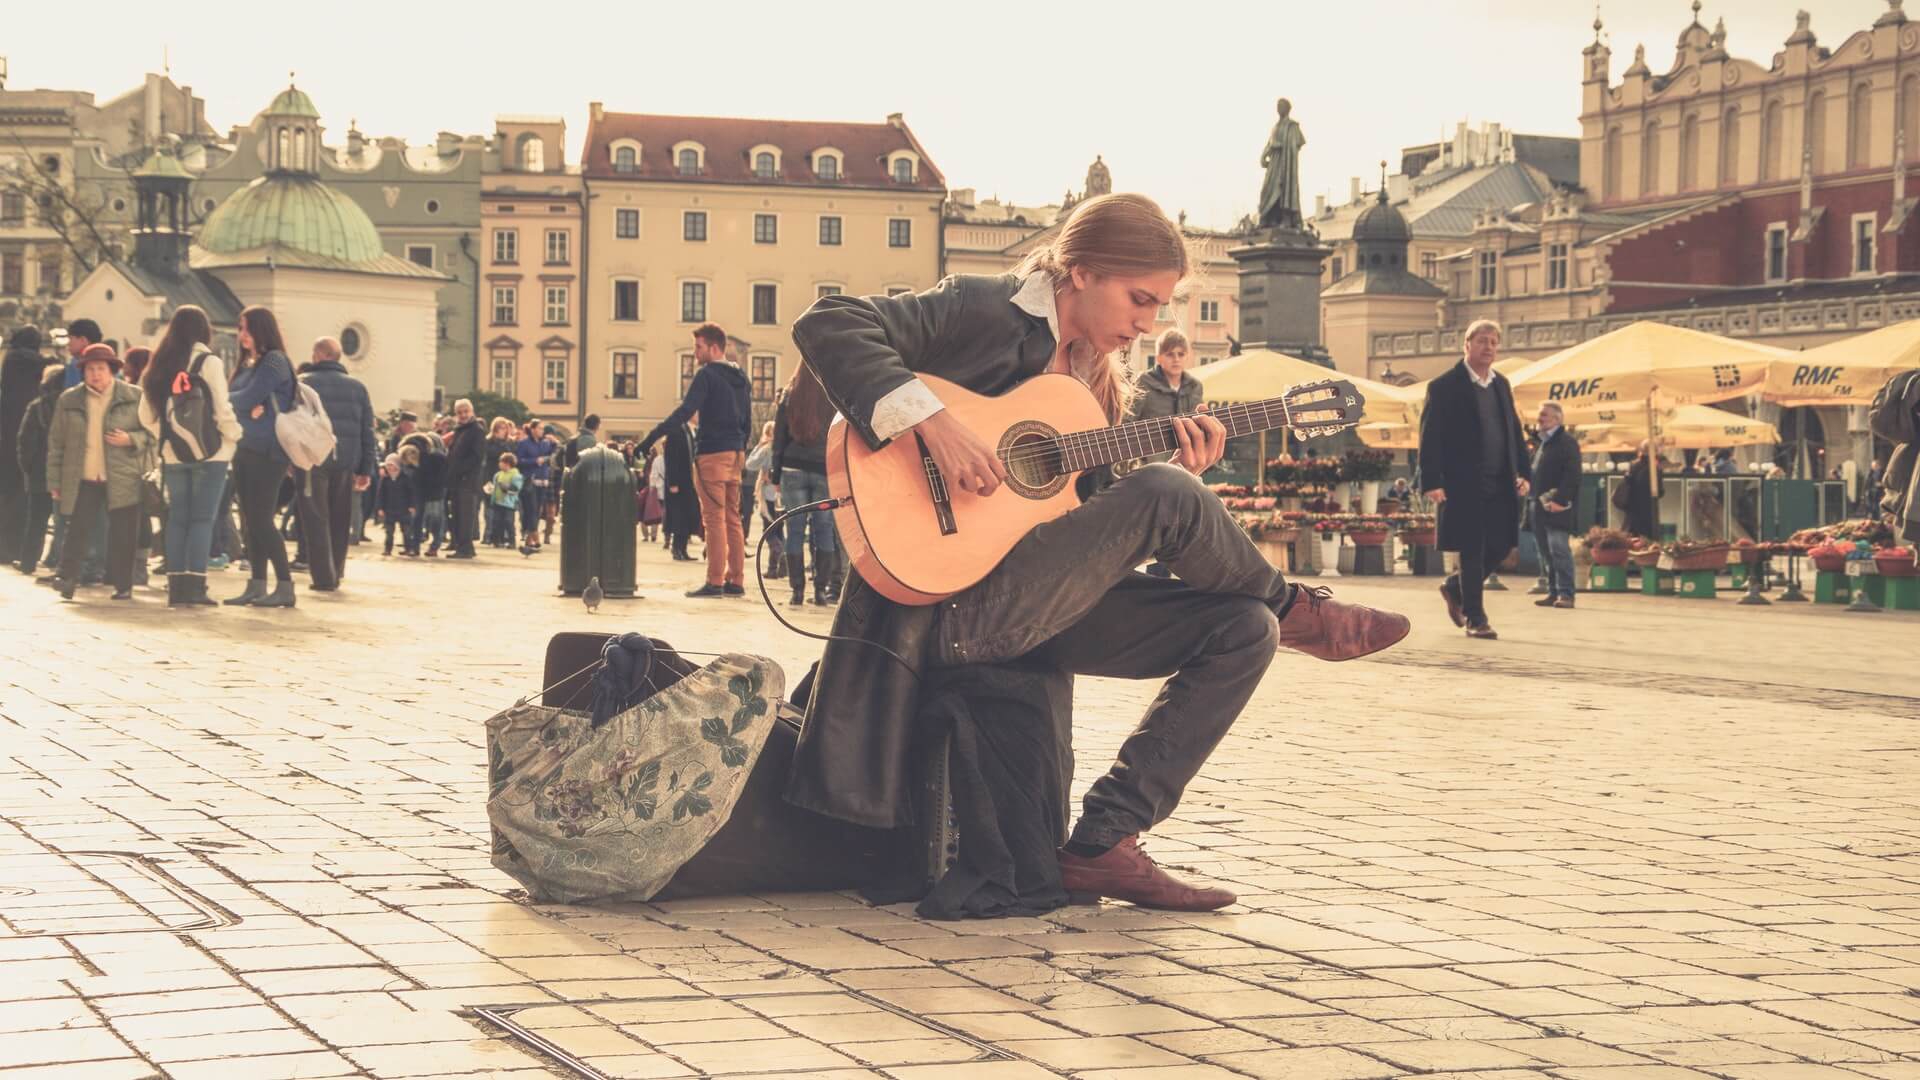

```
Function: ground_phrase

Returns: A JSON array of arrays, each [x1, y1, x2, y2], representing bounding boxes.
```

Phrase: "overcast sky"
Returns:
[[1, 1, 1891, 228]]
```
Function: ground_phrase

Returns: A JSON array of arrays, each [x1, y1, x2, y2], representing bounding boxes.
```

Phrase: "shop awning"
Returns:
[[1760, 319, 1920, 406], [1504, 322, 1791, 414]]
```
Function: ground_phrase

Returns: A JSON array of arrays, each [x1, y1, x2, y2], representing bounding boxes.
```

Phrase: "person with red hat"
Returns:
[[44, 343, 153, 601]]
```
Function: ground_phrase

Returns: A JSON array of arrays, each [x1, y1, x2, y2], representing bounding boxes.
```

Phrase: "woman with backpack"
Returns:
[[138, 305, 243, 607], [224, 306, 298, 608]]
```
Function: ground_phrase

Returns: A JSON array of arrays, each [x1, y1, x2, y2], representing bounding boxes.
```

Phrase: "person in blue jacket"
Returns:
[[223, 306, 298, 608], [514, 420, 555, 555]]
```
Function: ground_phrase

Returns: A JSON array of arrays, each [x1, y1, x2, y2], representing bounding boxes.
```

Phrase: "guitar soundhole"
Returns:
[[999, 423, 1070, 499]]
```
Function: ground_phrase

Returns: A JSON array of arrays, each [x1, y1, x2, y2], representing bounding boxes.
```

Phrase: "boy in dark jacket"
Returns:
[[377, 453, 417, 555]]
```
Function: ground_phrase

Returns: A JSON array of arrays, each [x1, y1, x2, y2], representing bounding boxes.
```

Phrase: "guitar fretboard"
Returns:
[[1033, 397, 1304, 474]]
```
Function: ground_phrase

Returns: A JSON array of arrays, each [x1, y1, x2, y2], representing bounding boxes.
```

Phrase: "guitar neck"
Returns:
[[1056, 398, 1299, 471]]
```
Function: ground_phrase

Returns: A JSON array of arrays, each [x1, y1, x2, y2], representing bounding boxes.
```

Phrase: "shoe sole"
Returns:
[[1439, 584, 1466, 627]]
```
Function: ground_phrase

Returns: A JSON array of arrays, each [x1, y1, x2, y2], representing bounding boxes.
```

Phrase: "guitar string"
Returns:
[[992, 396, 1352, 471]]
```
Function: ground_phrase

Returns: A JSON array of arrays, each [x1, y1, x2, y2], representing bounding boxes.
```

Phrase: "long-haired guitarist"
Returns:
[[789, 193, 1411, 911]]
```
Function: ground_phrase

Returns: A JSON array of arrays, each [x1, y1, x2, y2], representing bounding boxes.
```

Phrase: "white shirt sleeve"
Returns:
[[869, 378, 946, 444]]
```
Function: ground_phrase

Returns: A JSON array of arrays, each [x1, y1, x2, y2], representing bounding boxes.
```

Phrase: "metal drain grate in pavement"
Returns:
[[0, 850, 239, 936], [474, 989, 1016, 1078]]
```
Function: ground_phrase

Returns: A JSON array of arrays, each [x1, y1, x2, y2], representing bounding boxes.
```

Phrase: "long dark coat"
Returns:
[[1417, 360, 1527, 556], [1, 340, 47, 498], [1624, 456, 1661, 539], [788, 272, 1060, 828], [660, 422, 700, 540], [1527, 426, 1582, 532]]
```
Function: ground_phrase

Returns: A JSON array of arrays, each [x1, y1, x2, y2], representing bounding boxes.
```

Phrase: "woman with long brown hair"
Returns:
[[137, 305, 241, 605], [771, 363, 838, 606], [223, 305, 297, 607], [788, 192, 1410, 913]]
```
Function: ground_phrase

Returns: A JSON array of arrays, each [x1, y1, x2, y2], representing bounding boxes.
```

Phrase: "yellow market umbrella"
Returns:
[[1505, 322, 1791, 415], [1571, 403, 1779, 454], [1355, 420, 1419, 449], [1193, 349, 1420, 427], [1761, 319, 1920, 406]]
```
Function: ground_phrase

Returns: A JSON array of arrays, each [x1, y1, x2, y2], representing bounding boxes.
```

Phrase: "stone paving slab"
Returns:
[[1, 538, 1917, 1078]]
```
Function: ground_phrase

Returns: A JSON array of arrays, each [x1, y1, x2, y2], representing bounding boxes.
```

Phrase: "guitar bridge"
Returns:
[[915, 434, 958, 536]]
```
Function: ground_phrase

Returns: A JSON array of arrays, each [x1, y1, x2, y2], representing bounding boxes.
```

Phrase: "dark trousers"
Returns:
[[1447, 532, 1514, 625], [295, 464, 354, 589], [58, 482, 136, 591], [452, 486, 479, 555], [234, 446, 291, 582], [0, 483, 22, 562], [933, 464, 1290, 849], [1531, 513, 1576, 601], [16, 491, 53, 572]]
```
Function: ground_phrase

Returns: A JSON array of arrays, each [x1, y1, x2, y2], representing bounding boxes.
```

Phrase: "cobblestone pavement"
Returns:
[[2, 536, 1918, 1080]]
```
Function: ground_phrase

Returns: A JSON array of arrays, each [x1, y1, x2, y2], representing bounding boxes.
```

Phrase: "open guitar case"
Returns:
[[540, 632, 957, 901]]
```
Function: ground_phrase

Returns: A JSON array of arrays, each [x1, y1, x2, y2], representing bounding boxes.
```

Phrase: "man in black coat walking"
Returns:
[[1419, 320, 1530, 639], [1527, 402, 1582, 609], [444, 399, 488, 559], [295, 337, 378, 589]]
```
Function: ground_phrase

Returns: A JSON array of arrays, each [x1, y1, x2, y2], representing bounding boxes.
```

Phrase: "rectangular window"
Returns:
[[888, 218, 912, 248], [493, 228, 518, 264], [491, 285, 517, 325], [1330, 257, 1345, 281], [1547, 243, 1570, 291], [610, 351, 640, 399], [750, 355, 777, 403], [680, 281, 707, 323], [1156, 303, 1172, 322], [816, 284, 842, 299], [544, 229, 569, 264], [612, 279, 640, 321], [37, 254, 60, 294], [406, 243, 436, 268], [490, 356, 515, 396], [615, 208, 639, 239], [752, 283, 777, 325], [680, 353, 697, 396], [754, 213, 777, 244], [1853, 213, 1878, 275], [1422, 252, 1438, 280], [2, 253, 21, 295], [1765, 224, 1788, 283], [886, 286, 911, 297], [1476, 251, 1498, 297], [683, 211, 707, 242], [542, 357, 568, 402], [543, 285, 569, 325], [1198, 299, 1221, 323], [819, 215, 842, 246]]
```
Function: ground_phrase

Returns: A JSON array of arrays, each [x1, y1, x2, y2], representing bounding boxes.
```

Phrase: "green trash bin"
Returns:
[[560, 447, 638, 597]]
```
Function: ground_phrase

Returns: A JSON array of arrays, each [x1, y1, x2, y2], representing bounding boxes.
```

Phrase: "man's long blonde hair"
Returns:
[[1015, 193, 1192, 422]]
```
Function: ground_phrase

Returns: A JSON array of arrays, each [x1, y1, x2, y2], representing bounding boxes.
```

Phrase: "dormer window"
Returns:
[[677, 149, 699, 175], [814, 151, 842, 180], [892, 157, 914, 183], [754, 152, 776, 178], [610, 139, 641, 174], [517, 133, 546, 173]]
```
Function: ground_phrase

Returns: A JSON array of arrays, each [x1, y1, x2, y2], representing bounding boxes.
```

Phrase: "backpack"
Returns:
[[163, 349, 223, 463], [276, 376, 338, 471]]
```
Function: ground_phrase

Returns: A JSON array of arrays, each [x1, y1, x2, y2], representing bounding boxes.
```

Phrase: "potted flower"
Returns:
[[1808, 541, 1850, 574], [1340, 449, 1393, 513], [1629, 544, 1663, 569], [1399, 512, 1438, 547], [1583, 527, 1634, 566], [1344, 515, 1392, 546], [1664, 539, 1731, 572], [1875, 546, 1918, 577]]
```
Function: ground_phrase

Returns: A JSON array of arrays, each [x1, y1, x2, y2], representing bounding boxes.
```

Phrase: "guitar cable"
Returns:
[[752, 498, 923, 684]]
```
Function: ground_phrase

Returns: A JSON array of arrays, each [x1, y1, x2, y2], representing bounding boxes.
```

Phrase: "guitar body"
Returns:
[[829, 373, 1109, 606]]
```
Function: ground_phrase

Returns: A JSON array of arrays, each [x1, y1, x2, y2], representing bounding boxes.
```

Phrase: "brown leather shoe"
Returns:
[[1553, 597, 1575, 609], [1465, 622, 1499, 639], [1058, 837, 1235, 911], [1439, 581, 1466, 627], [1278, 585, 1410, 662]]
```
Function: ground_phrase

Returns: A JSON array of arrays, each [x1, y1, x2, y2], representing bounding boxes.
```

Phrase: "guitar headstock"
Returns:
[[1282, 379, 1366, 440]]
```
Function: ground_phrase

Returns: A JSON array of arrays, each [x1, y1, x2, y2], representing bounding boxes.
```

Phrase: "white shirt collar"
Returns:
[[1010, 272, 1060, 343], [1465, 362, 1496, 389]]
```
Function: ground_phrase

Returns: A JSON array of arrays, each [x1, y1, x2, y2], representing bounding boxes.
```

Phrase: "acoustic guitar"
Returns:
[[826, 372, 1365, 605]]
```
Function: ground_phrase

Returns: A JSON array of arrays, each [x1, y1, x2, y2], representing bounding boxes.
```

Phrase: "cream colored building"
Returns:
[[942, 158, 1241, 365], [480, 115, 583, 429], [580, 106, 946, 437]]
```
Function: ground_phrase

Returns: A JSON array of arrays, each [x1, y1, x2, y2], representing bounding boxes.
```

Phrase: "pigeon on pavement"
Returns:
[[583, 576, 604, 614]]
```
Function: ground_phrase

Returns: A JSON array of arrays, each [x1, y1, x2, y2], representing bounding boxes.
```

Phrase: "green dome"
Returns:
[[265, 86, 321, 119], [199, 175, 384, 263]]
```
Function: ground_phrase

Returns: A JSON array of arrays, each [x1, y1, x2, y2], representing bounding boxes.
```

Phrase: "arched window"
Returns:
[[817, 154, 839, 180], [1719, 106, 1742, 186], [1679, 113, 1700, 191], [677, 148, 699, 176], [613, 146, 637, 173], [276, 127, 290, 169], [754, 152, 776, 178], [519, 134, 545, 173], [1903, 76, 1920, 162], [1603, 125, 1623, 201], [1640, 119, 1662, 196], [892, 157, 914, 183], [1807, 91, 1828, 174], [293, 128, 307, 171], [1850, 82, 1874, 169], [1761, 99, 1784, 181]]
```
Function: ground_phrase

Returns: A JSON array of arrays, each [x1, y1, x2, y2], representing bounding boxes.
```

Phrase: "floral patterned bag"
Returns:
[[486, 653, 784, 903]]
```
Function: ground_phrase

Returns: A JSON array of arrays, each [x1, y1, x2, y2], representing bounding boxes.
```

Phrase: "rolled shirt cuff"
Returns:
[[869, 378, 946, 444]]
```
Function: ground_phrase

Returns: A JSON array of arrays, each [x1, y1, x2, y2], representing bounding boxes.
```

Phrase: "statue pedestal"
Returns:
[[1229, 227, 1332, 364]]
